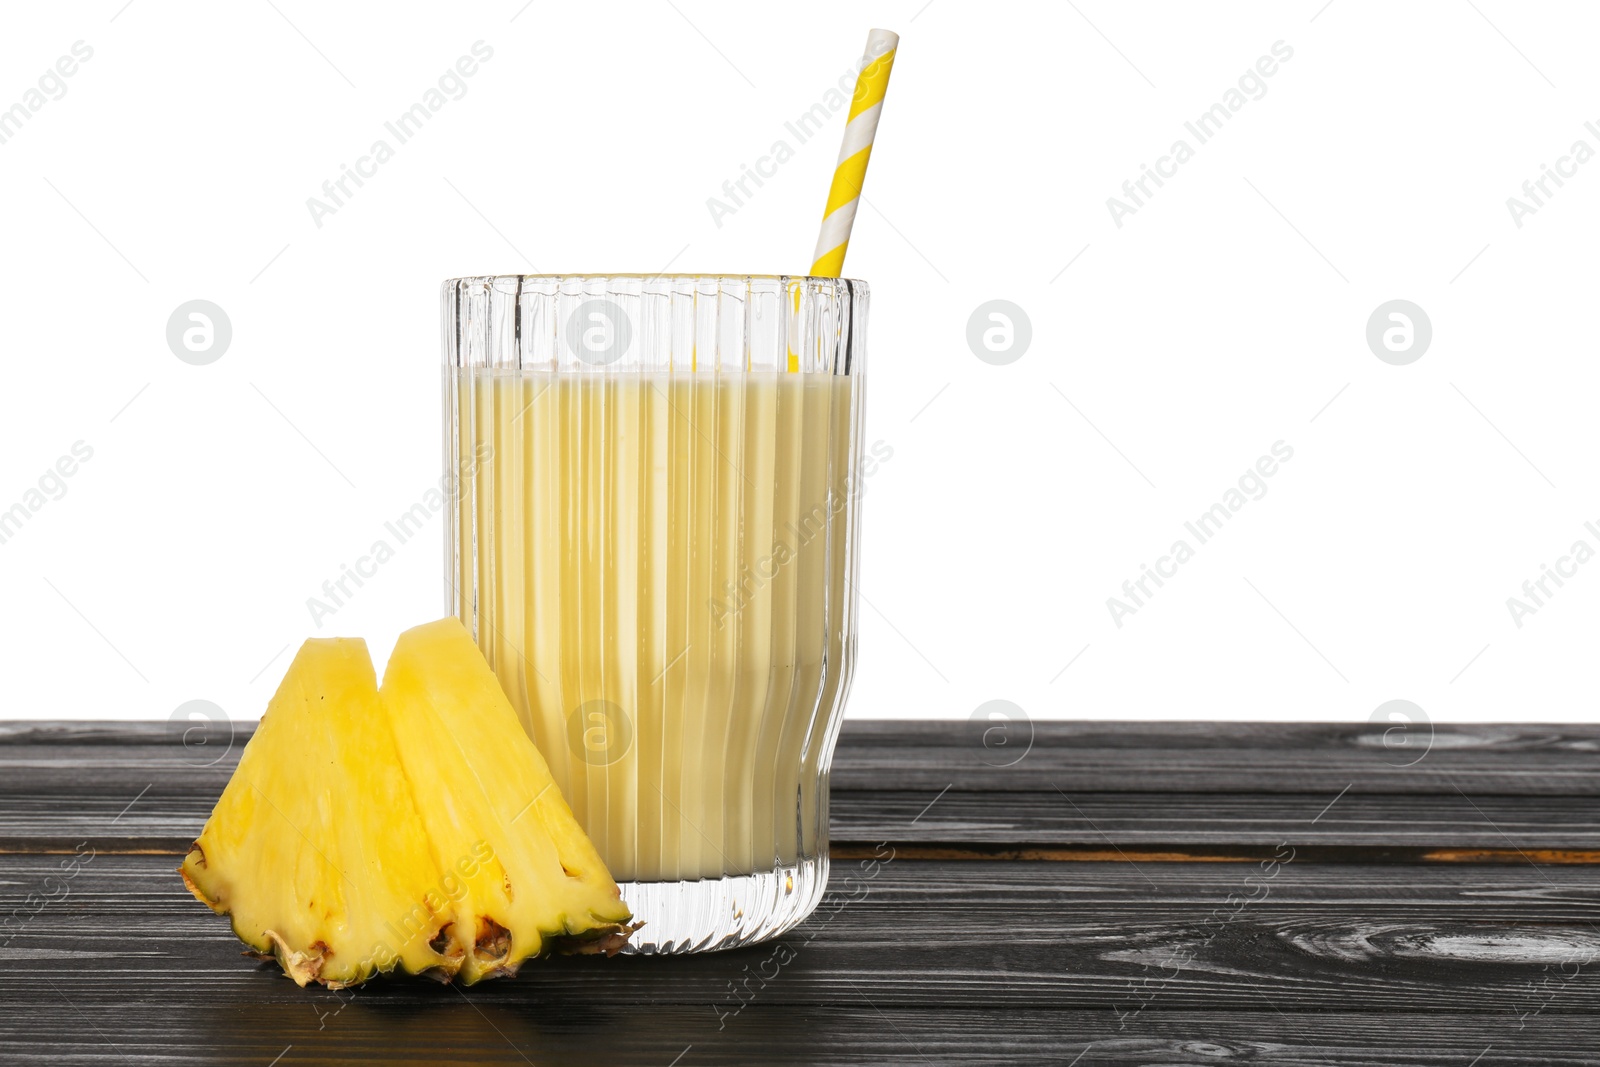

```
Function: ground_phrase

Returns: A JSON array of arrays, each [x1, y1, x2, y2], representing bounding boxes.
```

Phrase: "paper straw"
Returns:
[[809, 28, 899, 277]]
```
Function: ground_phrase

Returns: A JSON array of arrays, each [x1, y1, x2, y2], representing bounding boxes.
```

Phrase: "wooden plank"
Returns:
[[830, 789, 1600, 849], [833, 720, 1600, 795], [1, 1006, 1590, 1067], [0, 721, 208, 744], [2, 788, 1595, 855], [4, 855, 1597, 1015], [3, 721, 1597, 853], [7, 721, 1598, 795]]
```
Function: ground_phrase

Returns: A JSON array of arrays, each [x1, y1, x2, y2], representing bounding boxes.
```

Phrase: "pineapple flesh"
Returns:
[[180, 620, 634, 988]]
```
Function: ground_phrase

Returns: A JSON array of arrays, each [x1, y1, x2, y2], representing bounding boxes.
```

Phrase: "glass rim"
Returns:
[[443, 273, 868, 375], [442, 273, 868, 287]]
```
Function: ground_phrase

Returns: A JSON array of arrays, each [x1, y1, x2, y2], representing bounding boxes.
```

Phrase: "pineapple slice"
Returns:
[[179, 622, 635, 988], [380, 618, 636, 983], [179, 638, 450, 987]]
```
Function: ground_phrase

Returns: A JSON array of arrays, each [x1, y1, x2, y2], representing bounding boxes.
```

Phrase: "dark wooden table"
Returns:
[[2, 719, 1597, 1065]]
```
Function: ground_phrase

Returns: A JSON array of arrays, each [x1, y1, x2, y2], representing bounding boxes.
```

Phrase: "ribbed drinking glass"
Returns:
[[442, 274, 867, 953]]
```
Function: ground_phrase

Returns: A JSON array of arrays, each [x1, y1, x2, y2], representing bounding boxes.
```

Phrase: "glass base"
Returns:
[[616, 855, 829, 955]]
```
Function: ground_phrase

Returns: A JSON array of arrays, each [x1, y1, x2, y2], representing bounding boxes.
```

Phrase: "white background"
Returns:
[[1, 0, 1595, 726]]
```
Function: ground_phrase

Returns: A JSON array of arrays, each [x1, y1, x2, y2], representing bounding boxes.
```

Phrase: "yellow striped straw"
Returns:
[[810, 28, 899, 278], [790, 29, 898, 371]]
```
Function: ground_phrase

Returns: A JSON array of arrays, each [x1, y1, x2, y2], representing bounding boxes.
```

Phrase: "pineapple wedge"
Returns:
[[179, 621, 634, 988], [380, 618, 635, 982], [179, 638, 448, 987]]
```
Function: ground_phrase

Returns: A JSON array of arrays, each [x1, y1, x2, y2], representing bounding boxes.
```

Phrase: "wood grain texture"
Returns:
[[4, 855, 1597, 1010], [2, 789, 1595, 854], [6, 796, 1593, 857], [3, 721, 1597, 852], [8, 719, 1598, 791], [2, 1006, 1593, 1067], [832, 720, 1600, 794], [2, 856, 1598, 1063], [2, 719, 1596, 1065], [830, 789, 1600, 848]]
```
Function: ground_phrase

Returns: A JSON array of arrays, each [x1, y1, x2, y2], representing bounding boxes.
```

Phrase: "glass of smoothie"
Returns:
[[441, 274, 867, 953]]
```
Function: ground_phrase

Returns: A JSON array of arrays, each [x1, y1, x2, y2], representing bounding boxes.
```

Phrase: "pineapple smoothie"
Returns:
[[449, 368, 862, 883]]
